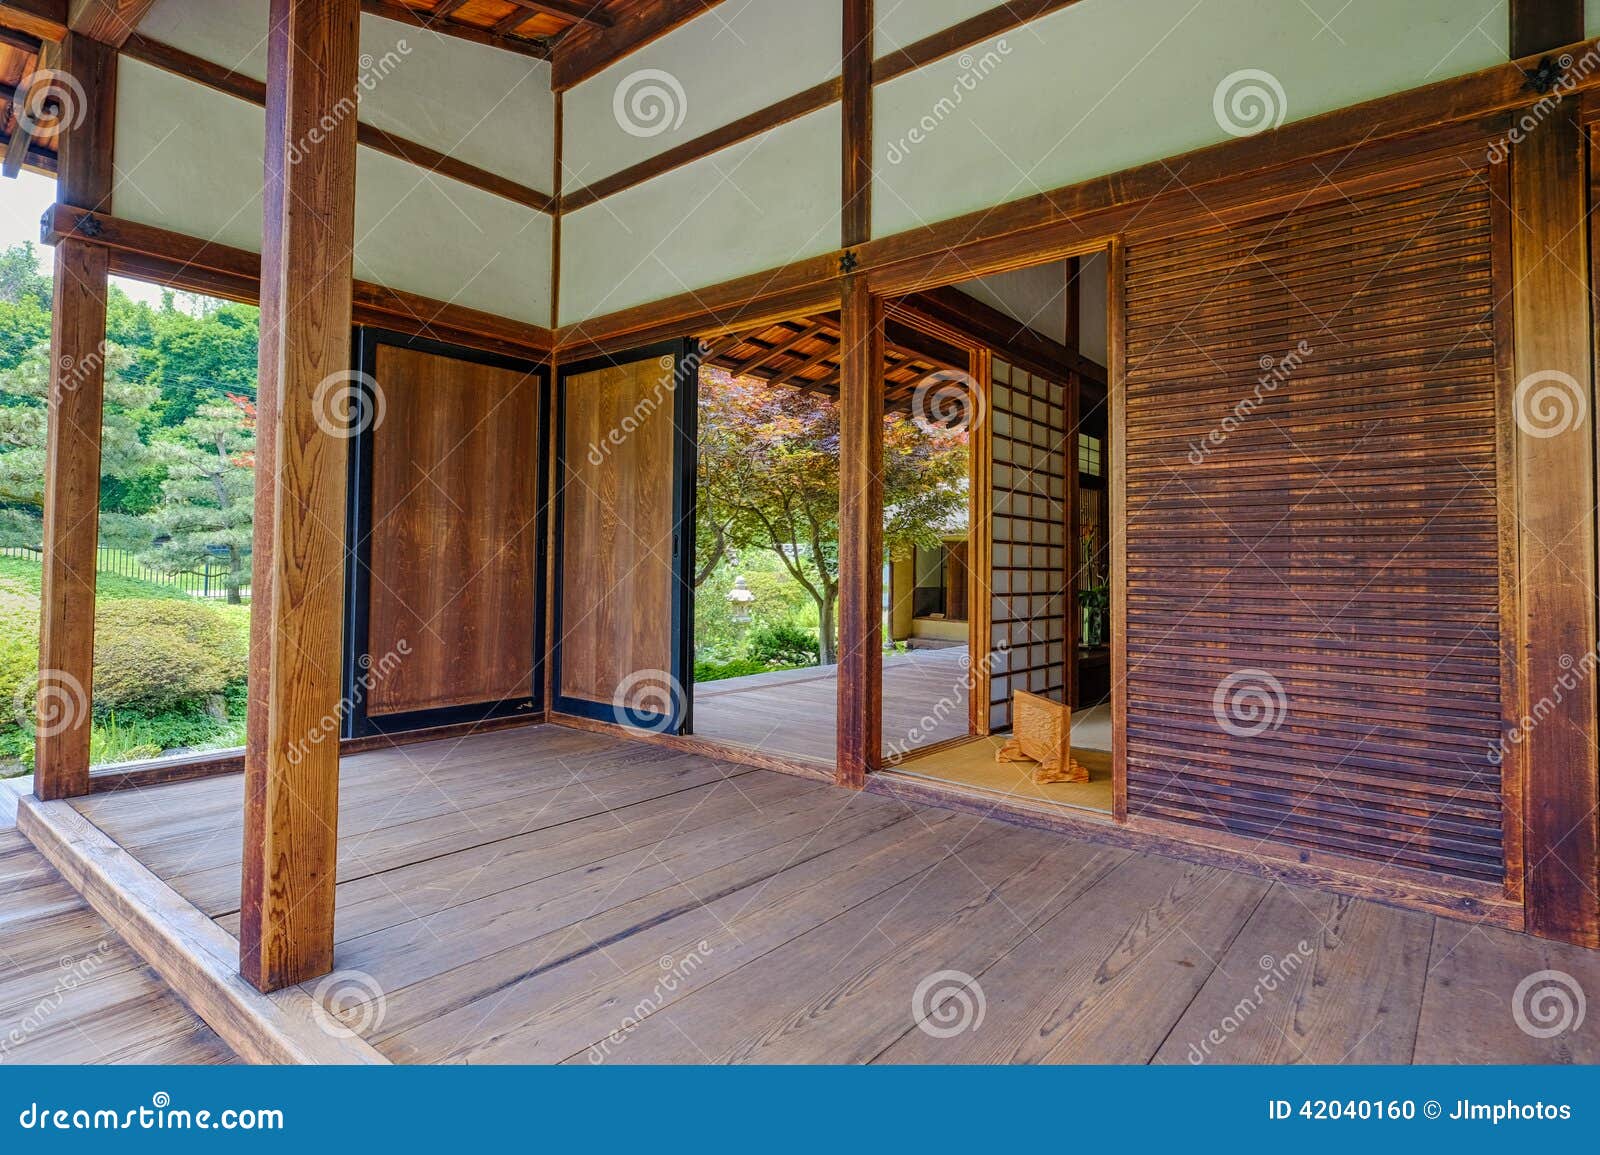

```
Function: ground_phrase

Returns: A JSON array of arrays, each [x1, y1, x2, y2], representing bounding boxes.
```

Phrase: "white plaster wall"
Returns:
[[113, 63, 552, 324], [559, 108, 841, 325], [136, 0, 555, 193], [873, 0, 1510, 236], [874, 0, 996, 55], [354, 150, 552, 326], [1588, 0, 1600, 38], [560, 0, 840, 189]]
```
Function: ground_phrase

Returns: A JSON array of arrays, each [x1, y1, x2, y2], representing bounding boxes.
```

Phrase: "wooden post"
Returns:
[[836, 276, 882, 788], [239, 0, 360, 992], [841, 0, 872, 248], [1509, 0, 1599, 947], [34, 33, 114, 801]]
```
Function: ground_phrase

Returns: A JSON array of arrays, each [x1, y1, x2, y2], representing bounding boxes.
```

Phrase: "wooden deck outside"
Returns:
[[692, 645, 973, 765], [34, 725, 1600, 1064], [0, 818, 233, 1064]]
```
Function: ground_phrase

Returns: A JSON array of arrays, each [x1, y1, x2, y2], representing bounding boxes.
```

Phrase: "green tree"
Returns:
[[141, 395, 255, 603], [0, 342, 158, 513], [697, 370, 968, 666]]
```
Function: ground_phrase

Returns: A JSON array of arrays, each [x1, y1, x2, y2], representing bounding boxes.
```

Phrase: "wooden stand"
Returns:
[[996, 689, 1088, 784]]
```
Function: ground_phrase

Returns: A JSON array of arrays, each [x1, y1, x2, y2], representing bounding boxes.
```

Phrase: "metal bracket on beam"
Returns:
[[1523, 53, 1571, 95]]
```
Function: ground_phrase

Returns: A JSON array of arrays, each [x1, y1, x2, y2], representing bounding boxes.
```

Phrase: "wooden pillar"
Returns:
[[239, 0, 360, 992], [35, 33, 114, 801], [1509, 0, 1599, 947], [841, 0, 871, 248], [836, 277, 883, 788]]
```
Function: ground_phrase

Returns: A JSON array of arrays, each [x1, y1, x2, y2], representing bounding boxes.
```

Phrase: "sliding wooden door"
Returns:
[[344, 330, 548, 736], [553, 341, 697, 732]]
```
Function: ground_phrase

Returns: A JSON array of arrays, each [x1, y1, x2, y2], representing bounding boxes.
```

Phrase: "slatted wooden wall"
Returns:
[[1120, 166, 1508, 884], [988, 360, 1070, 730], [366, 345, 541, 716]]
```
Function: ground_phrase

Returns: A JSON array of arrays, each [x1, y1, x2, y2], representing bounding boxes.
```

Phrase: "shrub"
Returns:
[[694, 657, 772, 683], [746, 621, 819, 668], [93, 598, 247, 711]]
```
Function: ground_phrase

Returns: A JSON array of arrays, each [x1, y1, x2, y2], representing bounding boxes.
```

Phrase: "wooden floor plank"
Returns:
[[1414, 918, 1600, 1063], [1152, 885, 1433, 1064]]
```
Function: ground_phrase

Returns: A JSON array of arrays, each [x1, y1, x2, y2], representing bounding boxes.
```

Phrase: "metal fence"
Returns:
[[0, 544, 249, 601]]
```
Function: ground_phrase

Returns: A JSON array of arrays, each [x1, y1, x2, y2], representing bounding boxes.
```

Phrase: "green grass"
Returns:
[[0, 556, 250, 776]]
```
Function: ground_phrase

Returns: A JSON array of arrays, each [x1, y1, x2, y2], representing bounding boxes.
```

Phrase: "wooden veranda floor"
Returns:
[[0, 792, 233, 1064], [22, 724, 1600, 1064], [692, 645, 973, 765]]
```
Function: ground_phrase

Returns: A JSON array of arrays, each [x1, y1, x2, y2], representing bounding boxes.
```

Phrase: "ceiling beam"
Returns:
[[68, 0, 155, 46], [0, 0, 65, 40], [359, 0, 549, 59], [551, 0, 720, 91], [2, 38, 55, 178], [497, 0, 612, 34]]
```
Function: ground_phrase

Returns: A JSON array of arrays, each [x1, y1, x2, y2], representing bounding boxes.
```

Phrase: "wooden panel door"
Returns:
[[1119, 164, 1512, 885], [554, 341, 697, 731], [345, 331, 547, 735]]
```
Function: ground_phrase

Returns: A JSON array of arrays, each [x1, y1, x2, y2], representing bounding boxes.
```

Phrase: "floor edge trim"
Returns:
[[16, 794, 390, 1066]]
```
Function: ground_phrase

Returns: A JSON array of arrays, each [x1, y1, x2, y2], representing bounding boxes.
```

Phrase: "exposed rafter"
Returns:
[[68, 0, 156, 46], [359, 0, 550, 59]]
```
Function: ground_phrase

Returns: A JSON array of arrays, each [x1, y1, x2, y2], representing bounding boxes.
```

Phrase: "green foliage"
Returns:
[[693, 548, 814, 661], [92, 598, 247, 711], [141, 397, 255, 601], [693, 657, 773, 683], [745, 621, 820, 667]]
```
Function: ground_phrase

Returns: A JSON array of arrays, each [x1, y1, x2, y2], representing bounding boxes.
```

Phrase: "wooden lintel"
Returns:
[[0, 0, 66, 40], [359, 0, 549, 59], [239, 0, 360, 994], [550, 0, 719, 91], [68, 0, 155, 46], [902, 285, 1105, 385]]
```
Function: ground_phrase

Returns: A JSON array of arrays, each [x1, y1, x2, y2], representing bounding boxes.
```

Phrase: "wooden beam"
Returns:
[[902, 285, 1106, 384], [2, 38, 54, 178], [119, 34, 555, 213], [1510, 0, 1583, 58], [358, 0, 548, 59], [836, 276, 882, 789], [33, 32, 112, 802], [1511, 0, 1600, 947], [872, 0, 1081, 84], [0, 0, 65, 40], [494, 0, 610, 35], [68, 0, 154, 46], [239, 0, 360, 994], [841, 0, 871, 247], [550, 0, 719, 91]]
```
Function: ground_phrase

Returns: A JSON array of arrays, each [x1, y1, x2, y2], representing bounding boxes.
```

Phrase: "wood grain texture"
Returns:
[[39, 724, 1600, 1064], [1509, 0, 1584, 59], [841, 0, 871, 248], [836, 277, 883, 788], [1514, 104, 1599, 946], [1121, 167, 1511, 887], [366, 345, 540, 715], [0, 0, 67, 39], [67, 0, 153, 45], [550, 0, 720, 91], [559, 358, 675, 707], [34, 33, 113, 800], [239, 0, 360, 994]]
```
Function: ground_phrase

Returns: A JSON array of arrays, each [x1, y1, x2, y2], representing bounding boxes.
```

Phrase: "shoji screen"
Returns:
[[987, 360, 1070, 731], [1120, 163, 1508, 883]]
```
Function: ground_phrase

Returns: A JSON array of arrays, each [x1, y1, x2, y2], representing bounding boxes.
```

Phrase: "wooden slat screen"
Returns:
[[1121, 167, 1507, 884], [988, 360, 1069, 730]]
